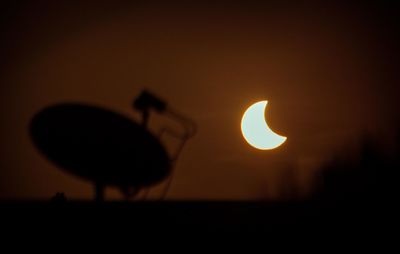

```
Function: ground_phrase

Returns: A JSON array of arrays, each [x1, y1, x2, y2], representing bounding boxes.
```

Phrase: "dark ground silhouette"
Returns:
[[1, 132, 398, 233]]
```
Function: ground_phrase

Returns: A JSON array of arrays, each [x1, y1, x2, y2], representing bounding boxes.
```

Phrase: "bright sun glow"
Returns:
[[241, 100, 287, 150]]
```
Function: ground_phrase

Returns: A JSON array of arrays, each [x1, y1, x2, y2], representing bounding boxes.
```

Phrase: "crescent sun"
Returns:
[[241, 100, 287, 150]]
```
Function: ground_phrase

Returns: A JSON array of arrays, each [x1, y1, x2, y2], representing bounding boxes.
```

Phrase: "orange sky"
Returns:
[[1, 1, 399, 200]]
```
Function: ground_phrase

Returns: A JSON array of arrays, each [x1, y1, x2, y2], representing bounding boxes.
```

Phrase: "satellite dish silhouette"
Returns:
[[30, 90, 196, 201]]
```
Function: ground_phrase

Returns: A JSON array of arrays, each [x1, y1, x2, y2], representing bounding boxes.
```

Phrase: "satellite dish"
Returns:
[[30, 91, 196, 201]]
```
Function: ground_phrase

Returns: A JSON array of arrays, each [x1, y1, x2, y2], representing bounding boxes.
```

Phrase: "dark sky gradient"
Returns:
[[1, 1, 399, 200]]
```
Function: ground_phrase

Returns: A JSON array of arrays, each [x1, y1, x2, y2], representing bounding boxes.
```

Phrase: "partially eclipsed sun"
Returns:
[[241, 100, 287, 150]]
